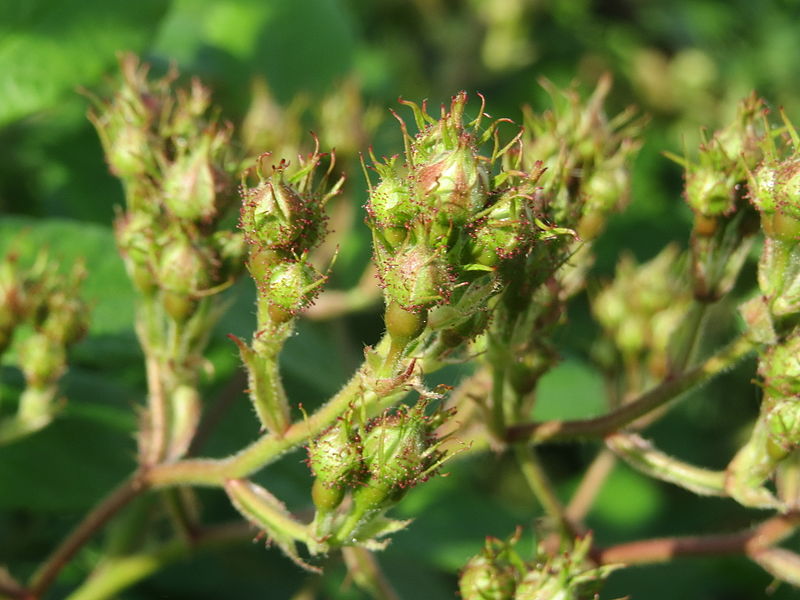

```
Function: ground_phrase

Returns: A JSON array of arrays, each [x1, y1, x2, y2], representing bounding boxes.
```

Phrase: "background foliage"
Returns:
[[2, 0, 800, 598]]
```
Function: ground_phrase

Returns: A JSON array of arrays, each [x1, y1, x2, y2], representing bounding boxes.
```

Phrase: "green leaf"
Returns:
[[0, 0, 168, 126], [0, 413, 135, 510], [532, 358, 607, 421], [589, 464, 663, 531], [153, 0, 356, 101]]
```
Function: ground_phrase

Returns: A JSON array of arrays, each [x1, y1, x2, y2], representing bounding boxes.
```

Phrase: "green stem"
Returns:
[[64, 522, 250, 600], [341, 546, 401, 600], [506, 334, 756, 445], [514, 444, 575, 538], [0, 386, 58, 444], [606, 432, 726, 496], [147, 336, 409, 487]]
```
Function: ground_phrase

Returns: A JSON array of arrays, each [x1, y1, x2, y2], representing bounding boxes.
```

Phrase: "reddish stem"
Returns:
[[597, 512, 800, 566]]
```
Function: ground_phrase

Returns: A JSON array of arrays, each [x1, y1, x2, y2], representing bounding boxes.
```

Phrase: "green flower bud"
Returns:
[[514, 535, 618, 600], [759, 332, 800, 398], [415, 143, 490, 225], [18, 332, 66, 387], [115, 211, 163, 296], [158, 237, 216, 321], [265, 260, 326, 323], [162, 133, 226, 222], [39, 291, 89, 346], [766, 403, 800, 462], [459, 554, 517, 600], [375, 241, 452, 312], [240, 150, 338, 256], [750, 157, 800, 231], [211, 230, 247, 282], [307, 422, 363, 511], [366, 157, 418, 229], [353, 401, 449, 511]]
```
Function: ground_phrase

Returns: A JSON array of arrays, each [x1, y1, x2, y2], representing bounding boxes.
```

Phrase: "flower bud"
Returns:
[[354, 401, 448, 511], [39, 291, 89, 346], [211, 230, 247, 282], [766, 403, 800, 462], [115, 212, 159, 295], [162, 134, 226, 222], [749, 157, 800, 242], [265, 260, 326, 323], [366, 158, 418, 230], [415, 142, 490, 225], [374, 241, 452, 312], [459, 554, 517, 600], [307, 422, 363, 512], [514, 535, 618, 600], [759, 332, 800, 398], [240, 153, 335, 256], [18, 332, 66, 388], [158, 237, 216, 321]]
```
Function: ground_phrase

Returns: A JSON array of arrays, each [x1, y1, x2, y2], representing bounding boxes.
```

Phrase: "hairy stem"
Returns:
[[607, 432, 726, 496], [147, 338, 409, 487]]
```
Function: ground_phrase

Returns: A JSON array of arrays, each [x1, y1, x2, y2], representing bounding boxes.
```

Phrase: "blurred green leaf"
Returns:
[[0, 0, 168, 126], [533, 358, 607, 421], [153, 0, 355, 107], [0, 414, 135, 511], [589, 464, 663, 531]]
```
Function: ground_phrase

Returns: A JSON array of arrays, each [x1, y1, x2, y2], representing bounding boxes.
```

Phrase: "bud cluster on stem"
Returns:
[[0, 252, 88, 444], [459, 530, 619, 600], [304, 399, 454, 552], [88, 53, 246, 464], [236, 146, 344, 434], [727, 108, 800, 509]]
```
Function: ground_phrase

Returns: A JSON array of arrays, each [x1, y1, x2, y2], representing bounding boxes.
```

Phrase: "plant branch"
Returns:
[[607, 432, 726, 496], [28, 473, 148, 599], [565, 448, 617, 524], [146, 341, 410, 488], [64, 522, 250, 600], [514, 444, 578, 538], [597, 511, 800, 566], [506, 335, 756, 445]]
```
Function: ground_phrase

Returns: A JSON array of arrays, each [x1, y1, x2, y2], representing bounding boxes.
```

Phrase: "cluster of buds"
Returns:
[[669, 94, 766, 302], [366, 93, 569, 372], [726, 107, 800, 508], [88, 54, 246, 463], [235, 147, 343, 434], [89, 54, 245, 320], [592, 245, 692, 388], [477, 78, 642, 430], [459, 531, 618, 600], [0, 253, 88, 385], [746, 111, 800, 321], [517, 75, 642, 241], [240, 147, 342, 332], [0, 252, 88, 443], [305, 399, 454, 551]]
